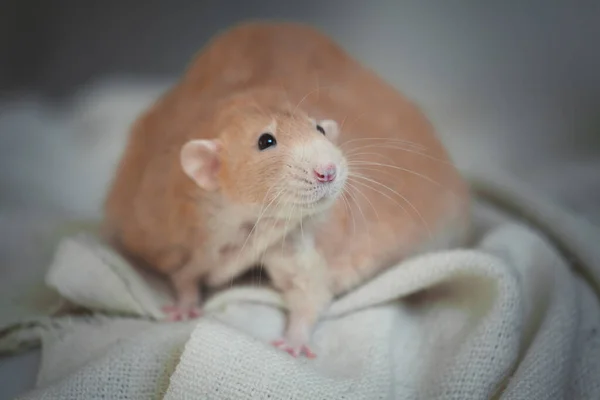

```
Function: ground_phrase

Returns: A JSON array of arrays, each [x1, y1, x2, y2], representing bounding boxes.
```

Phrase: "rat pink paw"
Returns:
[[271, 339, 317, 359], [162, 305, 203, 322]]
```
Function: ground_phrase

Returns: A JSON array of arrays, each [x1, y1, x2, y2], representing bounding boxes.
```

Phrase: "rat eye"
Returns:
[[316, 124, 326, 135], [258, 133, 277, 150]]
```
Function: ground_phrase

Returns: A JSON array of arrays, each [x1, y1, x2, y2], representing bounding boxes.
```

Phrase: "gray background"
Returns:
[[1, 1, 599, 398], [1, 0, 599, 216]]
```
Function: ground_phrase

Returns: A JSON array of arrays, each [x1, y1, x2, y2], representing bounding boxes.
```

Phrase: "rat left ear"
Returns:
[[318, 119, 340, 143], [180, 139, 222, 191]]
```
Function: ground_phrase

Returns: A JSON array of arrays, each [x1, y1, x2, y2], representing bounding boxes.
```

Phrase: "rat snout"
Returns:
[[314, 163, 337, 183]]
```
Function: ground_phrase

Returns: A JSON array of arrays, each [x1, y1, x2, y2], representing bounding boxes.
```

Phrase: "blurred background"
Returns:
[[2, 0, 600, 218], [0, 0, 599, 398]]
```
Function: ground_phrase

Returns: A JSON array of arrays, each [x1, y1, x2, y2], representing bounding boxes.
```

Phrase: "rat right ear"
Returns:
[[180, 139, 222, 191], [319, 119, 340, 143]]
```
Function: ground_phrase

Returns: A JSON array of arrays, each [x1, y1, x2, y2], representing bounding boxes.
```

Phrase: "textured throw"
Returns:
[[2, 171, 600, 399]]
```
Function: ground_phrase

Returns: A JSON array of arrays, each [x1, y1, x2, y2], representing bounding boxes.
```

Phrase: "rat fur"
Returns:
[[103, 21, 471, 357]]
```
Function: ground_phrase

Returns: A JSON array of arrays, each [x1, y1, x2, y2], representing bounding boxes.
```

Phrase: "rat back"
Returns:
[[104, 22, 470, 287]]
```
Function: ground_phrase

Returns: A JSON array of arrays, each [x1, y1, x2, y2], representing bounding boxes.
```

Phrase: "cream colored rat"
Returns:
[[103, 22, 470, 358]]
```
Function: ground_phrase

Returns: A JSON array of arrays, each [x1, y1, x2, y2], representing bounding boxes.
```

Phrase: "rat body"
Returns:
[[103, 22, 470, 357]]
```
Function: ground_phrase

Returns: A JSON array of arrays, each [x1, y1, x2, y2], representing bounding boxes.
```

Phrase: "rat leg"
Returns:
[[162, 262, 204, 321], [270, 280, 332, 358], [263, 237, 332, 358]]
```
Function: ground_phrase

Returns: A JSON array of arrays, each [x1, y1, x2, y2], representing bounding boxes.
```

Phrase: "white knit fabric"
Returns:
[[5, 172, 600, 399]]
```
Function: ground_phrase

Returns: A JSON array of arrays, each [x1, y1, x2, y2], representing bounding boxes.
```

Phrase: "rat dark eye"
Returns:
[[316, 124, 326, 135], [258, 133, 277, 150]]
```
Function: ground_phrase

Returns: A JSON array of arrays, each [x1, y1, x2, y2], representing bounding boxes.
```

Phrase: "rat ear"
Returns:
[[180, 139, 222, 191], [319, 119, 340, 143]]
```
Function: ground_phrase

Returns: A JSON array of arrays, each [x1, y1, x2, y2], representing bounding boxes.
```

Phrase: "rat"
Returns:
[[103, 21, 471, 358]]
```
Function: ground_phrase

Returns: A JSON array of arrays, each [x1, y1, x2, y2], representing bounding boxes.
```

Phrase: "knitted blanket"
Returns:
[[3, 171, 600, 399]]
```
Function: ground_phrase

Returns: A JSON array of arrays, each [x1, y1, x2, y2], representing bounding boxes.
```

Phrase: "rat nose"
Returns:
[[314, 163, 337, 183]]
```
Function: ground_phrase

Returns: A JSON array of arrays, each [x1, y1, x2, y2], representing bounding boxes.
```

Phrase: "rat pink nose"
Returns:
[[314, 163, 337, 183]]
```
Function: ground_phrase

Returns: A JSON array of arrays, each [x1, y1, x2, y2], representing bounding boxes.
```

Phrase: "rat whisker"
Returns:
[[280, 193, 297, 259], [345, 151, 400, 168], [345, 180, 380, 226], [345, 139, 428, 150], [346, 164, 399, 182], [299, 206, 304, 248], [256, 190, 289, 286], [338, 111, 370, 136], [343, 181, 372, 255], [299, 131, 306, 245], [345, 144, 454, 166], [231, 202, 282, 290], [292, 89, 317, 118], [346, 175, 409, 226], [291, 83, 337, 117], [340, 190, 356, 236], [349, 172, 432, 239], [347, 161, 454, 198], [340, 137, 428, 152], [232, 181, 286, 283]]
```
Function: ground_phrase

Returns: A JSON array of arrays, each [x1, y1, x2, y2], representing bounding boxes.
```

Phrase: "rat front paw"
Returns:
[[271, 339, 316, 359], [161, 304, 203, 322]]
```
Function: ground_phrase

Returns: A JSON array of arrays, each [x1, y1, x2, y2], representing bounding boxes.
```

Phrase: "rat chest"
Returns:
[[206, 216, 299, 272]]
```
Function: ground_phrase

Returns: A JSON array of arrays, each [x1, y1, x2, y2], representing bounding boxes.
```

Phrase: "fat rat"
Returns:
[[103, 22, 470, 358]]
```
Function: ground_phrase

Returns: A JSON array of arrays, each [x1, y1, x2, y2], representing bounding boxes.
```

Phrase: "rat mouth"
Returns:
[[279, 162, 347, 215], [290, 179, 345, 211]]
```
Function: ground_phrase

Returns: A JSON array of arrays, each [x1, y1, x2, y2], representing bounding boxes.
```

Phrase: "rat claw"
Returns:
[[162, 305, 203, 321], [286, 347, 299, 357], [302, 345, 317, 359], [188, 308, 202, 318], [270, 339, 316, 359]]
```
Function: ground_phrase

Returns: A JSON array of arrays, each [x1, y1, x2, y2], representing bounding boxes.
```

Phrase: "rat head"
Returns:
[[180, 103, 347, 219]]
